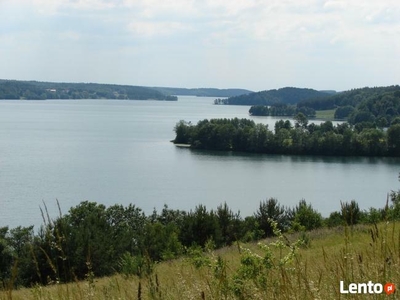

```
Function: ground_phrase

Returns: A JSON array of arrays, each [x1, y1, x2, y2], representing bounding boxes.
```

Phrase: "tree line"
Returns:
[[298, 86, 400, 126], [214, 87, 331, 105], [0, 80, 177, 101], [1, 186, 400, 288], [173, 116, 400, 156]]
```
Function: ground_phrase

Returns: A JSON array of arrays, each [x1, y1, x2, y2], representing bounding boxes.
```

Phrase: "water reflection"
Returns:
[[185, 147, 400, 165]]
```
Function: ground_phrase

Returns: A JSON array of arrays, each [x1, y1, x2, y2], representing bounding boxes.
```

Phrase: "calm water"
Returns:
[[1, 96, 399, 229]]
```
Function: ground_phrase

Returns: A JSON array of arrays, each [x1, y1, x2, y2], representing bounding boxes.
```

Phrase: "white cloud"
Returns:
[[323, 1, 348, 11], [127, 21, 189, 38], [1, 0, 399, 90]]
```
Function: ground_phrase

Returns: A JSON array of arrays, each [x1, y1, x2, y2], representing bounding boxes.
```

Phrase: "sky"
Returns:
[[0, 0, 399, 92]]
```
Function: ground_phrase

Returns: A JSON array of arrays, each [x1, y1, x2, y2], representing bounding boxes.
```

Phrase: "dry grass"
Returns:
[[2, 222, 399, 299]]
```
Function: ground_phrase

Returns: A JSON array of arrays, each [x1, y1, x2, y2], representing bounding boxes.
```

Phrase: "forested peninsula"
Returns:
[[173, 117, 400, 157]]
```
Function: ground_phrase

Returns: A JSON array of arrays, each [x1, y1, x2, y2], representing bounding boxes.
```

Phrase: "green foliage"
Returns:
[[334, 105, 355, 119], [218, 87, 331, 105], [186, 246, 212, 269], [299, 85, 400, 126], [0, 227, 13, 286], [255, 198, 289, 237], [0, 79, 174, 100], [173, 120, 193, 144], [249, 104, 315, 118], [173, 117, 398, 157], [118, 253, 154, 278], [291, 200, 323, 231], [294, 112, 308, 128], [388, 174, 400, 220], [341, 200, 361, 226], [387, 124, 400, 155], [142, 221, 183, 261], [231, 220, 303, 298], [325, 211, 344, 228], [216, 203, 242, 246], [3, 175, 400, 290], [180, 205, 221, 248], [241, 216, 264, 242]]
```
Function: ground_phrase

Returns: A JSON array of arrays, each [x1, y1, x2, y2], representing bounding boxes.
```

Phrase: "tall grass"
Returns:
[[2, 220, 399, 299]]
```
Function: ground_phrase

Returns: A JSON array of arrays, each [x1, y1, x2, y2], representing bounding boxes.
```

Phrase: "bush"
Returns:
[[325, 211, 344, 228], [291, 199, 323, 231]]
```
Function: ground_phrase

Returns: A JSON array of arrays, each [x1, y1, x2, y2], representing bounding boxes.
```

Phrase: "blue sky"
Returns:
[[1, 0, 399, 91]]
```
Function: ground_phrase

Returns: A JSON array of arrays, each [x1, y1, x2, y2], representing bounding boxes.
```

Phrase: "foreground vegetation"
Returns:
[[173, 117, 400, 156], [2, 219, 399, 299], [1, 179, 400, 296]]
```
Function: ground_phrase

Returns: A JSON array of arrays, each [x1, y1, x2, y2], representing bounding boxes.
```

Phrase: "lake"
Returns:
[[1, 96, 399, 229]]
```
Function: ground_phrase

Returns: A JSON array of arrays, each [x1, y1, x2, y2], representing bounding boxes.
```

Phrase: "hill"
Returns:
[[152, 87, 253, 97], [5, 222, 400, 299], [298, 85, 400, 126], [0, 79, 177, 101], [215, 87, 333, 105]]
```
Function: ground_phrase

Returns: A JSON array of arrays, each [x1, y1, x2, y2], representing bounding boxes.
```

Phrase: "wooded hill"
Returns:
[[298, 85, 400, 126], [0, 80, 177, 101], [214, 87, 333, 105], [0, 79, 253, 100]]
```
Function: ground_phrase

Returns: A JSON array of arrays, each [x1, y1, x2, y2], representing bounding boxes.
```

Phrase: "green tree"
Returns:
[[142, 222, 183, 261], [387, 124, 400, 156], [294, 112, 308, 129], [0, 227, 12, 286], [341, 200, 361, 226], [255, 198, 287, 237], [180, 205, 220, 248], [248, 124, 270, 152], [334, 106, 355, 119], [357, 128, 387, 156], [216, 203, 242, 247], [61, 201, 115, 278], [291, 200, 323, 231], [174, 120, 193, 144]]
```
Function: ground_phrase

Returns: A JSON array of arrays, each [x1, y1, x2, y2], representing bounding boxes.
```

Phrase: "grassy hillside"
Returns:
[[3, 222, 399, 299]]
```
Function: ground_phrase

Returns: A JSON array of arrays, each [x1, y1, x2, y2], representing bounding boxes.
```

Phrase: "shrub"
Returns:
[[291, 199, 323, 231]]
